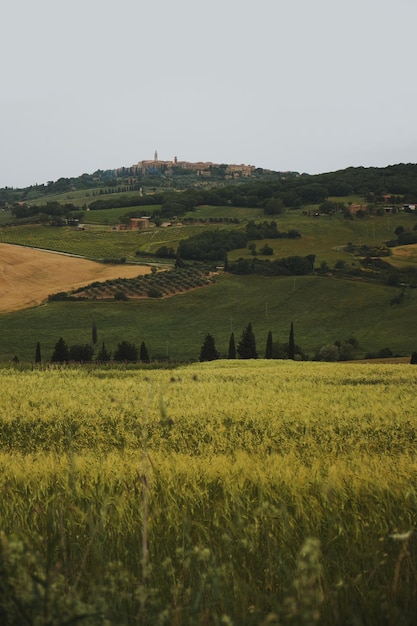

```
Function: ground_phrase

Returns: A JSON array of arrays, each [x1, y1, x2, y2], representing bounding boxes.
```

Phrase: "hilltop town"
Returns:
[[121, 152, 262, 179]]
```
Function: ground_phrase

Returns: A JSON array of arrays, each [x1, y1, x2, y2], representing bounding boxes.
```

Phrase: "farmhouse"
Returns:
[[116, 217, 150, 231], [348, 203, 368, 215]]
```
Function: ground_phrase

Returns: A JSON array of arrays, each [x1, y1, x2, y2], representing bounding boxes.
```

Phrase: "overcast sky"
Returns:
[[1, 0, 416, 188]]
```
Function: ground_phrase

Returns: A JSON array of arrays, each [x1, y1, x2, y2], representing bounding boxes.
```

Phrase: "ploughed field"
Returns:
[[0, 243, 151, 312], [1, 360, 417, 625]]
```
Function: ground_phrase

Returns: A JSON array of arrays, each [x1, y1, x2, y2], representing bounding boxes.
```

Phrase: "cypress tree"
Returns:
[[228, 332, 236, 359], [199, 333, 220, 362], [97, 341, 111, 362], [35, 342, 41, 363], [140, 341, 150, 363], [265, 330, 273, 359], [113, 341, 138, 362], [237, 322, 258, 359], [51, 337, 70, 363], [288, 321, 295, 360], [92, 320, 97, 345], [175, 249, 184, 268]]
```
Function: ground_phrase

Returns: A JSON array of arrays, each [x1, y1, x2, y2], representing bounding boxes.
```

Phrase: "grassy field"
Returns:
[[1, 273, 416, 363], [2, 210, 416, 262], [27, 188, 140, 208], [184, 204, 264, 221], [0, 223, 238, 261], [1, 209, 417, 362], [81, 205, 160, 225], [1, 360, 416, 624], [232, 210, 417, 266]]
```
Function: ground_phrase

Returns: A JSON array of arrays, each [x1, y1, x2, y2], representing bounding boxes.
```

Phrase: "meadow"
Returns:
[[0, 223, 220, 261], [0, 360, 416, 625], [1, 273, 417, 363], [1, 208, 417, 363]]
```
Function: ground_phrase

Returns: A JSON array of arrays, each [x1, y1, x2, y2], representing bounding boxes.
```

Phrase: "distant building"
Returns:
[[130, 155, 259, 178], [116, 217, 150, 231], [349, 203, 368, 215]]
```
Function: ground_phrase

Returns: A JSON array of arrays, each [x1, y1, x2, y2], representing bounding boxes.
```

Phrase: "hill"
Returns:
[[1, 161, 417, 363]]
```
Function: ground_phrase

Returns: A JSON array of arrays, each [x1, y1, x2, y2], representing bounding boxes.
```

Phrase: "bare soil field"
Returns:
[[390, 243, 417, 264], [0, 244, 152, 313]]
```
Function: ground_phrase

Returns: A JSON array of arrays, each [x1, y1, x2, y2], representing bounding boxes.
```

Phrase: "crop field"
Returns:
[[0, 243, 153, 313], [81, 205, 161, 225], [0, 360, 416, 625], [0, 225, 146, 261], [0, 223, 223, 261]]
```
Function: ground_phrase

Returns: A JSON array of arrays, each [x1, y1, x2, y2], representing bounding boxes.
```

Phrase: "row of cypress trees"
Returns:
[[33, 321, 295, 364], [35, 337, 150, 364], [199, 322, 295, 362]]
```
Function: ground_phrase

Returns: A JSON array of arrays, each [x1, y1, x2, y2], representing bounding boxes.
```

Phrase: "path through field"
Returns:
[[0, 243, 152, 313]]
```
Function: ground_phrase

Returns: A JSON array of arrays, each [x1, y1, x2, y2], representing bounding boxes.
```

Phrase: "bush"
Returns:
[[113, 341, 138, 362], [147, 287, 163, 298], [114, 291, 128, 301]]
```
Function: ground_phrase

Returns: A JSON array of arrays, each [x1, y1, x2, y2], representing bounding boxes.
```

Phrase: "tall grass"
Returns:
[[0, 361, 417, 624]]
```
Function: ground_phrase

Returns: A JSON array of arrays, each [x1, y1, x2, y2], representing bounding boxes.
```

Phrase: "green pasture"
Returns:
[[2, 209, 417, 364], [1, 273, 416, 363], [0, 225, 145, 261], [0, 209, 13, 225], [184, 204, 263, 220], [27, 188, 97, 207], [0, 223, 231, 259], [27, 188, 149, 208], [81, 205, 160, 225], [2, 208, 415, 267], [231, 210, 417, 266]]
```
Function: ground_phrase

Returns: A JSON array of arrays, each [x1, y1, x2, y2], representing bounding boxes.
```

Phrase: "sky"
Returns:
[[1, 0, 417, 188]]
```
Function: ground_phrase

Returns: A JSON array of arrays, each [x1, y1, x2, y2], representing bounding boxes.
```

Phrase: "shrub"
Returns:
[[147, 287, 163, 298], [114, 291, 128, 301], [113, 341, 138, 362]]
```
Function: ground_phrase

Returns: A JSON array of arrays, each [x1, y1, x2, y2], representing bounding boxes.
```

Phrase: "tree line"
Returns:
[[199, 322, 298, 362], [174, 223, 302, 263], [3, 162, 417, 213], [12, 321, 414, 365]]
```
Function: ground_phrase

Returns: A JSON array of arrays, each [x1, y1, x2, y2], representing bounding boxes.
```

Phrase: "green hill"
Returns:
[[1, 273, 416, 363], [2, 161, 417, 363]]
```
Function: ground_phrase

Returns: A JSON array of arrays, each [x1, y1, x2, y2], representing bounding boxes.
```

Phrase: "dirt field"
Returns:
[[0, 244, 152, 313], [390, 243, 417, 264]]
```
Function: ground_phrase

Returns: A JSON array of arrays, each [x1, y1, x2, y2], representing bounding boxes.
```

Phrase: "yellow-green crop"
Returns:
[[0, 360, 416, 625]]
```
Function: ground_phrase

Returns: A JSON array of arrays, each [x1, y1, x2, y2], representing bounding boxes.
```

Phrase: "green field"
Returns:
[[1, 360, 417, 624], [0, 223, 232, 260], [79, 205, 160, 225], [184, 204, 264, 221], [1, 209, 417, 362], [2, 209, 416, 263], [1, 273, 416, 363], [27, 188, 139, 208]]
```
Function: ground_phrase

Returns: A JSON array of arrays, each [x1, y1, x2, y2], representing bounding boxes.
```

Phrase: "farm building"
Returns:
[[117, 217, 150, 231]]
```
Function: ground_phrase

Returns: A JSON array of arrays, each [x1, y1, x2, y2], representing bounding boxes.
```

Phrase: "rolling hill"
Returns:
[[1, 161, 417, 363]]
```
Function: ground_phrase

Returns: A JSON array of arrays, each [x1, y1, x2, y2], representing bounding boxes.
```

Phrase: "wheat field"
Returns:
[[1, 360, 416, 625]]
